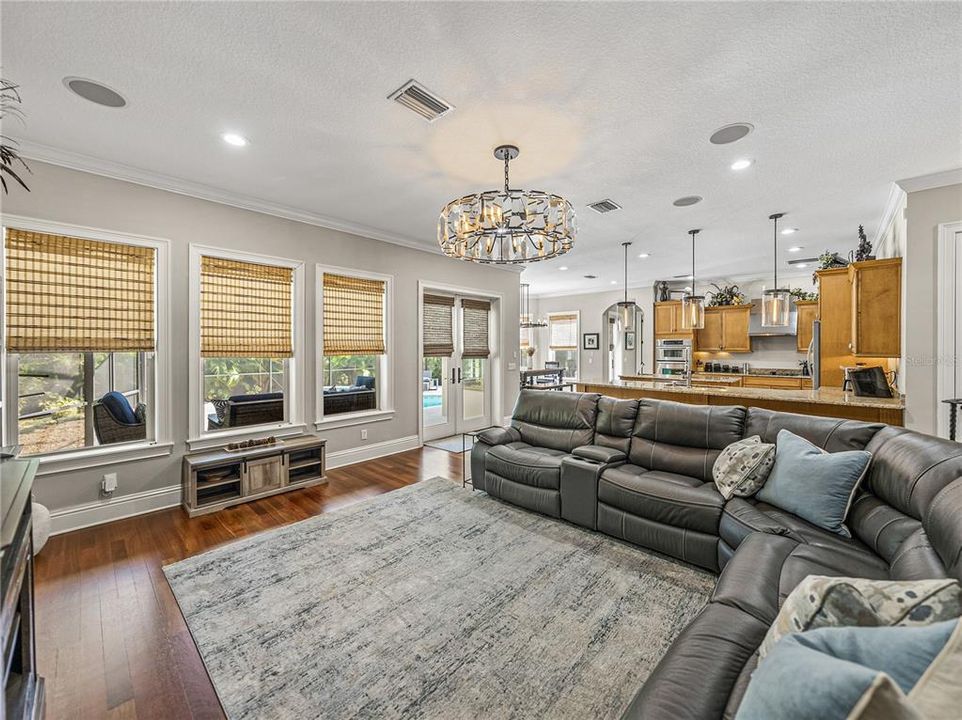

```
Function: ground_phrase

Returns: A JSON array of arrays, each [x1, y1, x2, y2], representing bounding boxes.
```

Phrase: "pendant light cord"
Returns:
[[504, 154, 510, 193], [688, 229, 700, 296], [769, 213, 785, 290], [623, 242, 630, 303]]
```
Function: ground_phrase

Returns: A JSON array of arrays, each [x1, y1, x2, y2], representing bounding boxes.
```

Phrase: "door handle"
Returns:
[[450, 368, 456, 384], [457, 368, 462, 384]]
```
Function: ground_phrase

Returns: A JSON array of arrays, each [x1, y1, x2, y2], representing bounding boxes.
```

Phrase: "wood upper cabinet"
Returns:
[[653, 301, 693, 338], [795, 300, 818, 353], [694, 309, 723, 350], [695, 305, 751, 352], [849, 258, 901, 357]]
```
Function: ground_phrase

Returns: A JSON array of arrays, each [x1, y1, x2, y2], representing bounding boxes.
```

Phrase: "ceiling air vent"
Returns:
[[588, 199, 622, 214], [584, 274, 598, 279], [388, 79, 454, 122]]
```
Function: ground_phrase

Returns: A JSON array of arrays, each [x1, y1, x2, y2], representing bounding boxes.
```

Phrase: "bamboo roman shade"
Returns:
[[201, 256, 293, 357], [461, 298, 491, 359], [423, 294, 455, 357], [549, 313, 578, 350], [323, 273, 385, 355], [4, 228, 155, 353]]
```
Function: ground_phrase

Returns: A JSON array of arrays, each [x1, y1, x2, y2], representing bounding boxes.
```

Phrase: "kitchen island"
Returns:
[[576, 380, 904, 426]]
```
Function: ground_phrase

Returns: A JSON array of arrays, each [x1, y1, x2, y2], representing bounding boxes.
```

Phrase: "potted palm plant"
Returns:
[[1, 79, 30, 194]]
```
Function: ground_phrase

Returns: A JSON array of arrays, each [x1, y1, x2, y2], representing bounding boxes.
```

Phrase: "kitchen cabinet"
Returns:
[[816, 258, 901, 386], [742, 375, 810, 390], [849, 258, 901, 357], [653, 301, 692, 338], [795, 300, 818, 353], [694, 305, 752, 352]]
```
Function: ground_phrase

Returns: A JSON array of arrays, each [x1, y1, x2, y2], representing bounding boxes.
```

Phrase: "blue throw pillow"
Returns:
[[100, 391, 138, 424], [755, 429, 871, 537], [736, 621, 959, 720]]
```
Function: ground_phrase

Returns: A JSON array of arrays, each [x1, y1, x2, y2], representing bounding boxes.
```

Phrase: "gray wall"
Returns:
[[903, 183, 962, 433], [530, 287, 656, 382], [2, 161, 520, 512]]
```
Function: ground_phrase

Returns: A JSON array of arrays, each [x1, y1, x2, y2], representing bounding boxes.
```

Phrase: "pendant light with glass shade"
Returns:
[[762, 212, 791, 327], [680, 228, 705, 330], [616, 241, 640, 326]]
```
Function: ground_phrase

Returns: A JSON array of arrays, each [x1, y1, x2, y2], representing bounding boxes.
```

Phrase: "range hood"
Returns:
[[748, 298, 797, 336]]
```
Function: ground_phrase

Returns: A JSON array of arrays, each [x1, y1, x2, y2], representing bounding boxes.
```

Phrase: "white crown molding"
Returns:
[[873, 182, 907, 249], [19, 140, 443, 256], [896, 168, 962, 194]]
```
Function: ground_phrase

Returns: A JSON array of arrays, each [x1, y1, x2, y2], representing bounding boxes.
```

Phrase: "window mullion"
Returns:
[[83, 352, 96, 446]]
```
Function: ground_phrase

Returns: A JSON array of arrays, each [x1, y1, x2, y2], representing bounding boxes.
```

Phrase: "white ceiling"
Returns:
[[3, 2, 960, 295]]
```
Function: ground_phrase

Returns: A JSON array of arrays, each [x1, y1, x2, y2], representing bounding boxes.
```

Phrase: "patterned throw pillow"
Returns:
[[712, 436, 776, 500], [758, 575, 962, 660]]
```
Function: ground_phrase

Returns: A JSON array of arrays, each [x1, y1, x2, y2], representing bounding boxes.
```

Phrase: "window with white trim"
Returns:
[[2, 221, 168, 458], [189, 246, 304, 443], [317, 266, 393, 425], [548, 312, 579, 380]]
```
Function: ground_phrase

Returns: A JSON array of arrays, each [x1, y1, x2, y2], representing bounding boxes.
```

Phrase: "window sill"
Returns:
[[314, 409, 394, 431], [34, 441, 175, 477], [186, 423, 307, 452]]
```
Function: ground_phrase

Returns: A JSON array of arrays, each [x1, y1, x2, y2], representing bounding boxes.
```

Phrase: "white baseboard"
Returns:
[[327, 434, 421, 469], [46, 434, 422, 536], [49, 483, 182, 536]]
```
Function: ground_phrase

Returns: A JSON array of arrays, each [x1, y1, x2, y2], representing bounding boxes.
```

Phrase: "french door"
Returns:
[[422, 295, 492, 441]]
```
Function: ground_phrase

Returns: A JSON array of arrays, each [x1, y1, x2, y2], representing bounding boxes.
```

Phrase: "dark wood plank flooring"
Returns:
[[34, 446, 463, 719]]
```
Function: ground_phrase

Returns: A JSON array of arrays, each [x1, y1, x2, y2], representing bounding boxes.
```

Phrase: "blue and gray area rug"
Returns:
[[164, 477, 713, 719]]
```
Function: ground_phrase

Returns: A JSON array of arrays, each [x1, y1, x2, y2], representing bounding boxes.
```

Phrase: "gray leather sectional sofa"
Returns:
[[470, 390, 962, 719]]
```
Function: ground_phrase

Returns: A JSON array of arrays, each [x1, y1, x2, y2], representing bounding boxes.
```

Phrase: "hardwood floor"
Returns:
[[34, 446, 464, 719]]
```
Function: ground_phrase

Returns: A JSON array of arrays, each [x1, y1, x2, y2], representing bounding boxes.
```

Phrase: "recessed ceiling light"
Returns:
[[610, 280, 618, 285], [730, 159, 753, 171], [673, 195, 703, 207], [710, 122, 754, 145], [221, 133, 249, 147], [788, 246, 804, 253], [638, 252, 650, 259], [685, 274, 694, 280], [782, 227, 799, 235], [795, 263, 808, 269], [63, 77, 127, 108], [558, 266, 568, 271]]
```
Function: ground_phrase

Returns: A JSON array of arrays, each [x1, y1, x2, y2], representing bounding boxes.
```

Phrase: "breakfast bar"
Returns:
[[575, 380, 905, 426]]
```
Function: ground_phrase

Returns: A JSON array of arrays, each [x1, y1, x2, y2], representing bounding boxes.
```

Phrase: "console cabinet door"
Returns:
[[243, 455, 284, 495]]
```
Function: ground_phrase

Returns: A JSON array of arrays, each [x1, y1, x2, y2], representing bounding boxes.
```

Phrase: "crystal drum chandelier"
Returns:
[[762, 212, 791, 327], [438, 145, 576, 264]]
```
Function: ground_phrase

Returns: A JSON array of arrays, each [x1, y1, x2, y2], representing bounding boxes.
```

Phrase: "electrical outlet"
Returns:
[[360, 429, 368, 440], [102, 472, 118, 495]]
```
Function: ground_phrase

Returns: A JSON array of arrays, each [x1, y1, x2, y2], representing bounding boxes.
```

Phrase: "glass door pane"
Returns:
[[461, 357, 486, 422], [422, 356, 450, 429]]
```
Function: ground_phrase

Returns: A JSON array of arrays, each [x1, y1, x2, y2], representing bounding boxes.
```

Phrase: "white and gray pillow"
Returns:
[[712, 435, 776, 500]]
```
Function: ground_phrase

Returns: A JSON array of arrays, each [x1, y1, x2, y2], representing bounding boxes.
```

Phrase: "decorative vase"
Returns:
[[32, 502, 51, 553]]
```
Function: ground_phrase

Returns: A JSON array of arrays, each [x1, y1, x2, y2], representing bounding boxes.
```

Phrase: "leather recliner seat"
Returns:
[[470, 390, 962, 719]]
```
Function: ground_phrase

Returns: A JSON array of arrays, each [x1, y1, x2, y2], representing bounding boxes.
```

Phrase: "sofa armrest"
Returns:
[[571, 445, 627, 464], [476, 426, 521, 447]]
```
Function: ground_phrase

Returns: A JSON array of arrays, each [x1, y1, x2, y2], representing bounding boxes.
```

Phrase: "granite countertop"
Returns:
[[585, 379, 905, 410]]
